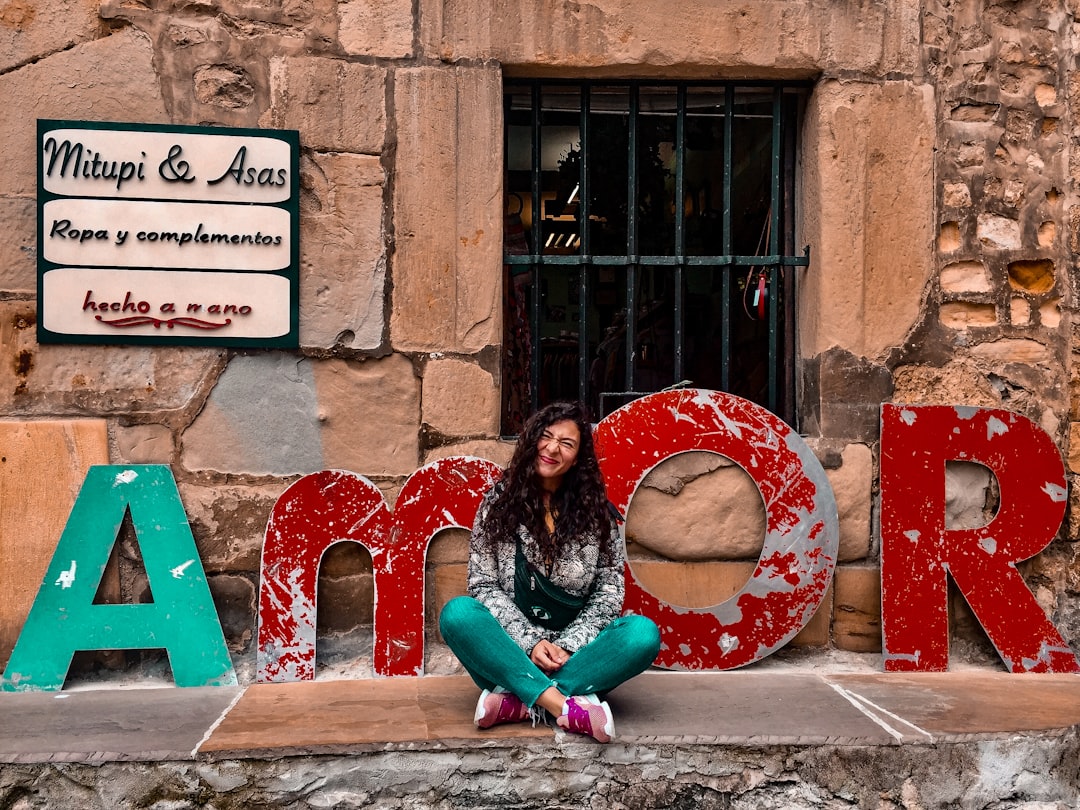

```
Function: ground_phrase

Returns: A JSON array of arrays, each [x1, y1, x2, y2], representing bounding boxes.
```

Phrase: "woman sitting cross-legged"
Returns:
[[439, 400, 661, 743]]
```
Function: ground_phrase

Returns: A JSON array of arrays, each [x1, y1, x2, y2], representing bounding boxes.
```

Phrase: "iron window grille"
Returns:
[[502, 80, 809, 434]]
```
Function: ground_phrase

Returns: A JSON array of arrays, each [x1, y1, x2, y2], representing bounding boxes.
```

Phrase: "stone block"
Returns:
[[420, 0, 919, 77], [1039, 300, 1061, 328], [976, 214, 1022, 250], [892, 360, 1000, 407], [100, 2, 290, 128], [791, 583, 831, 648], [945, 461, 993, 530], [316, 573, 375, 633], [969, 338, 1053, 365], [207, 573, 257, 653], [193, 65, 256, 110], [428, 528, 469, 566], [183, 354, 420, 477], [939, 221, 962, 252], [1068, 424, 1080, 475], [1068, 476, 1080, 541], [0, 28, 167, 199], [628, 560, 756, 609], [114, 424, 175, 464], [832, 565, 882, 653], [801, 80, 935, 360], [422, 359, 499, 437], [391, 66, 502, 353], [940, 261, 991, 294], [178, 482, 290, 574], [339, 0, 414, 57], [265, 57, 386, 154], [182, 353, 322, 476], [319, 541, 373, 578], [1038, 221, 1057, 248], [430, 563, 468, 643], [625, 453, 765, 561], [940, 302, 999, 329], [313, 355, 421, 475], [0, 301, 221, 415], [423, 439, 514, 467], [0, 420, 110, 666], [0, 0, 101, 74], [943, 181, 972, 208], [827, 443, 872, 562], [299, 152, 386, 350], [802, 348, 894, 441], [0, 197, 35, 293], [176, 0, 328, 27]]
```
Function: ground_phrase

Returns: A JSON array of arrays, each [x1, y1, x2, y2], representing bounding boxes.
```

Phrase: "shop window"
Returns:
[[502, 81, 809, 434]]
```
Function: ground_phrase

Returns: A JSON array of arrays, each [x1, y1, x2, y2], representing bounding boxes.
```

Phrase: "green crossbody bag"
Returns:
[[513, 539, 586, 631]]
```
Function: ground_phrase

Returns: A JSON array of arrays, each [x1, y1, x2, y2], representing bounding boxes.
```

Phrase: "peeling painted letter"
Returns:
[[880, 404, 1079, 674]]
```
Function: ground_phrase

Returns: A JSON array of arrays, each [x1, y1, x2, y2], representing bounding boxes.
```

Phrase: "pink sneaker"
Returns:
[[557, 694, 614, 743], [474, 688, 529, 729]]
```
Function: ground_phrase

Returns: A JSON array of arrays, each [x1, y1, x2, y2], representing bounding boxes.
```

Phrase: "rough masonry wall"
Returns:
[[914, 0, 1080, 654], [0, 0, 1077, 680]]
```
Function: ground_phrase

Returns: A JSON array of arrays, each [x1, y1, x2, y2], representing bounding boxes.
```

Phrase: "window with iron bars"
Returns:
[[501, 80, 809, 435]]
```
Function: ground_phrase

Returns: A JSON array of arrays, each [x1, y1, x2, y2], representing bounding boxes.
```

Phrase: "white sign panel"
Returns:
[[41, 128, 293, 203], [42, 269, 292, 339], [42, 199, 291, 271]]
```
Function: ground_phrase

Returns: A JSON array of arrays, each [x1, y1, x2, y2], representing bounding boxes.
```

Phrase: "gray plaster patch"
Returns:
[[183, 354, 324, 476]]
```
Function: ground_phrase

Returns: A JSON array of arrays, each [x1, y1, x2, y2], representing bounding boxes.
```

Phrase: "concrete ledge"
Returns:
[[0, 686, 240, 763], [4, 670, 1080, 762]]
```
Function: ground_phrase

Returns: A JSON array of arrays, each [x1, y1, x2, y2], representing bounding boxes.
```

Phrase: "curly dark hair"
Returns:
[[479, 400, 614, 562]]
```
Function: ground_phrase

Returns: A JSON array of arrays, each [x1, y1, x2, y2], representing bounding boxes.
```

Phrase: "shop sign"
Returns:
[[2, 392, 1076, 691], [37, 120, 299, 347]]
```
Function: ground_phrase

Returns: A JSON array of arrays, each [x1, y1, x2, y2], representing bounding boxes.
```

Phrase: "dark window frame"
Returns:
[[502, 79, 810, 434]]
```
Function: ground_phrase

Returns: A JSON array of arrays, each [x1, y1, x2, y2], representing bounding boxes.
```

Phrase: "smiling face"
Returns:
[[534, 419, 581, 490]]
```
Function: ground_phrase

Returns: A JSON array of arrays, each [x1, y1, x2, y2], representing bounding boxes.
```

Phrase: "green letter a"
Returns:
[[2, 465, 236, 691]]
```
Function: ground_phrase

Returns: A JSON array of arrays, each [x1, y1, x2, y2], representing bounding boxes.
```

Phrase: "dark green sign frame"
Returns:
[[37, 119, 300, 348]]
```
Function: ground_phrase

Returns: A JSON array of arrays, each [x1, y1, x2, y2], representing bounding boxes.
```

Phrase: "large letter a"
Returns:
[[1, 465, 236, 691]]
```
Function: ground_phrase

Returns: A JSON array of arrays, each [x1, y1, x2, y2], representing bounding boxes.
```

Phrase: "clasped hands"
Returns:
[[530, 639, 570, 673]]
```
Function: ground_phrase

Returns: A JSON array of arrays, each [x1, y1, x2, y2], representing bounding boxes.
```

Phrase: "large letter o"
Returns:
[[595, 389, 839, 670]]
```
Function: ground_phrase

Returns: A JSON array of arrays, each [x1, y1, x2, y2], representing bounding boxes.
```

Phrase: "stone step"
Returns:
[[3, 671, 1080, 807], [4, 670, 1080, 762]]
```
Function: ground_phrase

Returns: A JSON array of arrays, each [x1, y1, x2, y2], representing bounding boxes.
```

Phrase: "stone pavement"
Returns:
[[2, 670, 1080, 807]]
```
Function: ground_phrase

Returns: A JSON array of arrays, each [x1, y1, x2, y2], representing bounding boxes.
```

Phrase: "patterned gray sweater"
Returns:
[[466, 487, 625, 655]]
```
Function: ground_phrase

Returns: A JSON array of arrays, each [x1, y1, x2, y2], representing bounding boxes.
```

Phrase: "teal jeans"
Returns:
[[439, 595, 661, 708]]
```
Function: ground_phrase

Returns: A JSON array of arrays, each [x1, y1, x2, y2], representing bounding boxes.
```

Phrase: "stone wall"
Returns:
[[0, 0, 1077, 681]]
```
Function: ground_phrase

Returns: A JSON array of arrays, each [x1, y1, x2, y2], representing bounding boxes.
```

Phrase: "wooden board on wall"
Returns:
[[0, 421, 110, 666]]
